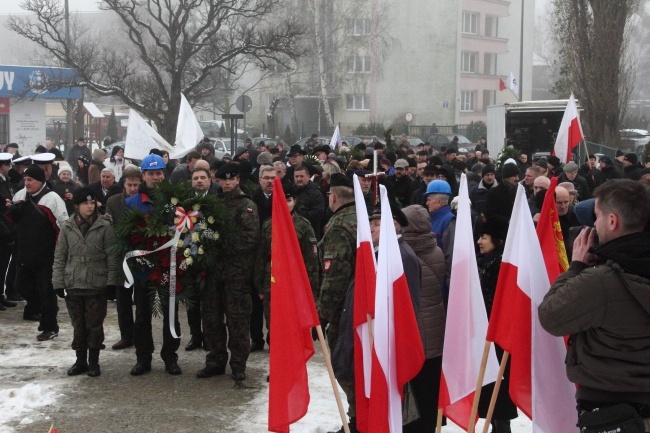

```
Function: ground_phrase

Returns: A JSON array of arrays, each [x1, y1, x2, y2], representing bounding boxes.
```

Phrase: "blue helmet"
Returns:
[[424, 179, 451, 196], [140, 154, 166, 171]]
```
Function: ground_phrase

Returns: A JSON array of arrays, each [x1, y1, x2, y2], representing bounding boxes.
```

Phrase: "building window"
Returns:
[[485, 15, 498, 37], [462, 12, 478, 34], [0, 115, 7, 145], [347, 56, 371, 73], [461, 52, 477, 73], [346, 94, 370, 110], [484, 53, 497, 75], [460, 91, 476, 112], [483, 90, 496, 112], [347, 19, 371, 36]]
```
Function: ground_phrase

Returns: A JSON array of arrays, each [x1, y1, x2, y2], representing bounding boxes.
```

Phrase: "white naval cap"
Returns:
[[0, 153, 13, 163], [31, 153, 55, 165], [12, 155, 32, 164]]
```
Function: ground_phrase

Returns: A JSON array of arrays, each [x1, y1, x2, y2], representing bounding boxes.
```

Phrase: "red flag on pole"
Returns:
[[352, 174, 376, 433], [536, 177, 569, 279], [499, 79, 506, 91], [368, 185, 424, 432], [268, 178, 320, 433], [486, 184, 576, 432]]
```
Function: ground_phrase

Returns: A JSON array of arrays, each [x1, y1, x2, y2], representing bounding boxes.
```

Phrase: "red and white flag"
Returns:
[[329, 125, 343, 150], [368, 185, 424, 432], [554, 93, 584, 163], [486, 184, 576, 433], [353, 174, 377, 433], [268, 179, 320, 433], [439, 173, 499, 430], [499, 79, 507, 91]]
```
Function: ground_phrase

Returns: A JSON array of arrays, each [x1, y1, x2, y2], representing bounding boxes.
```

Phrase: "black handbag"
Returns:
[[578, 403, 645, 433]]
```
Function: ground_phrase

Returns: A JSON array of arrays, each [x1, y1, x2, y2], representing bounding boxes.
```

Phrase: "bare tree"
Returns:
[[551, 0, 640, 146], [8, 0, 304, 143]]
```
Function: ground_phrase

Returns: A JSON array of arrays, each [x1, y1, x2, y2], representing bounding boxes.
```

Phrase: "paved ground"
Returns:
[[0, 298, 272, 433]]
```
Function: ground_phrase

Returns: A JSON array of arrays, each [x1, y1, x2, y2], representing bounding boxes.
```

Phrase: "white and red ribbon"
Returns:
[[123, 210, 200, 339]]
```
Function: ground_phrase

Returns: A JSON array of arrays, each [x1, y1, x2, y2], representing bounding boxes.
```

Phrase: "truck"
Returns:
[[486, 99, 581, 160]]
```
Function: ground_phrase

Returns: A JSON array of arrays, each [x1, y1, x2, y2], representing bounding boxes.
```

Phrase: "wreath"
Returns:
[[112, 180, 238, 315]]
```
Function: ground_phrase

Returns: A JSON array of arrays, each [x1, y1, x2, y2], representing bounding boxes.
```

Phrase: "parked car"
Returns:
[[295, 136, 331, 151], [427, 133, 474, 152], [210, 138, 233, 160], [620, 129, 650, 152]]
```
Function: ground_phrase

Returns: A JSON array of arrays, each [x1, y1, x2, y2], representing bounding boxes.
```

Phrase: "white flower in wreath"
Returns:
[[213, 232, 220, 240], [207, 216, 215, 224], [192, 203, 201, 211], [191, 232, 200, 242], [198, 247, 204, 255], [185, 256, 193, 266], [171, 197, 179, 205], [183, 248, 191, 258]]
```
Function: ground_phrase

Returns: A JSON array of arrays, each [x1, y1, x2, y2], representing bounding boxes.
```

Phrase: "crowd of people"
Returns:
[[0, 132, 649, 433]]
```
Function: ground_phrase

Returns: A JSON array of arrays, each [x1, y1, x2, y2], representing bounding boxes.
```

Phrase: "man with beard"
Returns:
[[386, 158, 413, 207], [540, 180, 650, 431]]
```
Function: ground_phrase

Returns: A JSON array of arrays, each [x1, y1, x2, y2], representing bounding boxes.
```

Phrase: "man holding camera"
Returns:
[[539, 179, 650, 432]]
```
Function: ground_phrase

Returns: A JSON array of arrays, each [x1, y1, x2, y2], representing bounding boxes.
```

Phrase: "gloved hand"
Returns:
[[55, 289, 66, 299], [105, 285, 116, 301]]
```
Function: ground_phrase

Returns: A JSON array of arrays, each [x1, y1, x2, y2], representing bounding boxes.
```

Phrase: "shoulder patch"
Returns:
[[246, 207, 253, 213], [323, 259, 332, 272]]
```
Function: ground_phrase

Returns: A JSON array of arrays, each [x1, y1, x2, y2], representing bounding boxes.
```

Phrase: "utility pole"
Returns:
[[65, 0, 74, 151], [519, 0, 524, 102]]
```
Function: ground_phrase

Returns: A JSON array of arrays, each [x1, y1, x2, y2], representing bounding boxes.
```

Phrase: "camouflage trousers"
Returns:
[[65, 291, 107, 351], [201, 280, 252, 372], [326, 319, 356, 418]]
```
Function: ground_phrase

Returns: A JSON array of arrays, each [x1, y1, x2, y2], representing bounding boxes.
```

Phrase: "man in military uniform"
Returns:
[[197, 163, 259, 381], [317, 173, 358, 433], [254, 181, 319, 343]]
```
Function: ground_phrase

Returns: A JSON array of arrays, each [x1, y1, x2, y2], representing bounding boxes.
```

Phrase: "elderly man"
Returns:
[[558, 161, 592, 201], [90, 168, 122, 211], [249, 165, 277, 352], [530, 175, 551, 219], [555, 185, 581, 242], [539, 180, 650, 431], [8, 165, 68, 340]]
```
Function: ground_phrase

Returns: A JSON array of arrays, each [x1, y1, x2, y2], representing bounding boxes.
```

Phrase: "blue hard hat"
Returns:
[[140, 154, 166, 171], [424, 179, 451, 196]]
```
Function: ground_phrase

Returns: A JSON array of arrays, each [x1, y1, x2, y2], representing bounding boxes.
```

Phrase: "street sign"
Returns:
[[405, 112, 413, 122], [235, 95, 253, 113]]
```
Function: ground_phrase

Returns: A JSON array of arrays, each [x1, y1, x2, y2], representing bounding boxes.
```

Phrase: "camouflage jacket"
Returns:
[[215, 186, 259, 280], [253, 212, 320, 299], [317, 202, 357, 324]]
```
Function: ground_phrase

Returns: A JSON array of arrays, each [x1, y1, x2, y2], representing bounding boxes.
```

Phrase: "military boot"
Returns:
[[87, 349, 101, 377], [67, 350, 88, 376], [491, 419, 512, 433]]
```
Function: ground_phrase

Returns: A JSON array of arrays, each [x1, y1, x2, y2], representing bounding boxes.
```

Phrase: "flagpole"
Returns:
[[315, 325, 351, 433], [435, 408, 443, 433], [480, 352, 510, 433], [467, 341, 492, 433]]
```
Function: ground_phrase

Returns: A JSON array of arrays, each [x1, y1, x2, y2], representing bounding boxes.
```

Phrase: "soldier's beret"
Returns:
[[329, 173, 353, 189], [73, 186, 97, 205], [215, 162, 239, 179]]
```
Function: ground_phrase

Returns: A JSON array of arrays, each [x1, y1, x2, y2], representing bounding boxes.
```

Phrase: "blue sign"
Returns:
[[0, 65, 81, 99]]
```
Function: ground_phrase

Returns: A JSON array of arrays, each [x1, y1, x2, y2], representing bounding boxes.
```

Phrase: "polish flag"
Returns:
[[353, 174, 377, 433], [438, 174, 499, 431], [486, 184, 576, 432], [499, 79, 506, 91], [368, 185, 424, 432], [554, 93, 584, 163]]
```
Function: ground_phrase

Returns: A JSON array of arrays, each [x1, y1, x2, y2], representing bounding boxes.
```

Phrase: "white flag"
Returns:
[[509, 72, 519, 96], [124, 109, 174, 160], [171, 93, 204, 159], [329, 125, 342, 150]]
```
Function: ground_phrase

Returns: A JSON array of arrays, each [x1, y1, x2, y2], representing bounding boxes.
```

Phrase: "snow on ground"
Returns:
[[0, 384, 58, 433], [235, 349, 533, 433]]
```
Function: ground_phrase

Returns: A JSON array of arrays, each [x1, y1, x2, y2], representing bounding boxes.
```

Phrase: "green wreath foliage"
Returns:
[[112, 180, 238, 314]]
